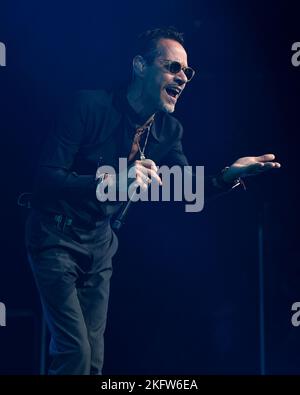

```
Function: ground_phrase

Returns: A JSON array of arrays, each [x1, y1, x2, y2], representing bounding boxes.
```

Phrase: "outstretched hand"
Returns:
[[223, 154, 281, 183]]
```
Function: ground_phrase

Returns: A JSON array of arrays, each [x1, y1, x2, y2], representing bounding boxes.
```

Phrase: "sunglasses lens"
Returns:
[[164, 61, 195, 81], [184, 67, 194, 81], [169, 61, 182, 74]]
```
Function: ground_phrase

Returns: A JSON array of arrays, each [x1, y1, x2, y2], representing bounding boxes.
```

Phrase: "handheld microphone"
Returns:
[[112, 189, 138, 231], [111, 158, 160, 231]]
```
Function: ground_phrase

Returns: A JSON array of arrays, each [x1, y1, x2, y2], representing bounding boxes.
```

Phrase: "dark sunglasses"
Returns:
[[160, 59, 195, 82]]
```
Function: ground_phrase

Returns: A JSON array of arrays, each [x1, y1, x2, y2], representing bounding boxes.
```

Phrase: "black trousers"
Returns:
[[25, 209, 118, 375]]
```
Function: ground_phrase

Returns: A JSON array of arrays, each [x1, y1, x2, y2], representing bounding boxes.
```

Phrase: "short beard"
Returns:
[[160, 101, 175, 114]]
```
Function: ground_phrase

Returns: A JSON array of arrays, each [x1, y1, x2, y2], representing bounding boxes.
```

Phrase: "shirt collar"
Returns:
[[115, 87, 160, 142]]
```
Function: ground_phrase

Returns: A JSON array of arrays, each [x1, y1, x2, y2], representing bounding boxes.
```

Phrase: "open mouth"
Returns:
[[165, 87, 181, 102]]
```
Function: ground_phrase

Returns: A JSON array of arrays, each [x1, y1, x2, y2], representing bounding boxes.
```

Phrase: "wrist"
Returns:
[[221, 166, 235, 184], [212, 166, 246, 191]]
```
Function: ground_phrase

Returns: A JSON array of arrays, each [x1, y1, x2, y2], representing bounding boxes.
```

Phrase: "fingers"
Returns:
[[134, 160, 162, 185], [254, 154, 281, 170], [251, 162, 264, 170], [135, 169, 151, 190], [261, 162, 281, 169], [137, 168, 162, 186], [256, 153, 276, 162], [136, 159, 158, 172], [147, 168, 163, 185], [249, 161, 281, 175], [134, 169, 162, 191]]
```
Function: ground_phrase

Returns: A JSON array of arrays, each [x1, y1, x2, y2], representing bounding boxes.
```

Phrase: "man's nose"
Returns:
[[174, 70, 187, 85]]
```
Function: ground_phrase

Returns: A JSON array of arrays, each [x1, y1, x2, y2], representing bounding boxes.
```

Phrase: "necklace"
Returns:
[[128, 114, 155, 162], [136, 125, 151, 160]]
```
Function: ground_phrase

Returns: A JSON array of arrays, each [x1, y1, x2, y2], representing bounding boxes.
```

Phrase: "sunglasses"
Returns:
[[159, 59, 195, 82]]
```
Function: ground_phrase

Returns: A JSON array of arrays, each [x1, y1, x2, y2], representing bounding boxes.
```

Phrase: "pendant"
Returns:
[[140, 154, 146, 160]]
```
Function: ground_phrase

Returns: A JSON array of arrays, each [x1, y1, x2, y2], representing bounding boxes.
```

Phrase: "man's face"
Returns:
[[142, 38, 190, 114]]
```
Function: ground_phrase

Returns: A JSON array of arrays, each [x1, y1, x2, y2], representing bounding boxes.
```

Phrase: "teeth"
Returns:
[[166, 87, 180, 97]]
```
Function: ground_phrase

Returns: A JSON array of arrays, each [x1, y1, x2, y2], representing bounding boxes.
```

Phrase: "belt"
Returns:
[[53, 214, 73, 232], [32, 209, 110, 232]]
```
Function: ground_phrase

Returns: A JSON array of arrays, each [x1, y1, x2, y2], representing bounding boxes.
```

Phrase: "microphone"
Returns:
[[112, 189, 138, 231], [111, 158, 161, 231]]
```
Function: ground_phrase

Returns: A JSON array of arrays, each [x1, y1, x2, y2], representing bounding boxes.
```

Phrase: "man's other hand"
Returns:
[[223, 154, 281, 183]]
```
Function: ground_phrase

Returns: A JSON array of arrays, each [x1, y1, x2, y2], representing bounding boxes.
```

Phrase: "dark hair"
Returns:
[[135, 27, 185, 63]]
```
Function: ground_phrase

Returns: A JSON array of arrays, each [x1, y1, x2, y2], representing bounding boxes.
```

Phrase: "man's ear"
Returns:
[[132, 55, 146, 77]]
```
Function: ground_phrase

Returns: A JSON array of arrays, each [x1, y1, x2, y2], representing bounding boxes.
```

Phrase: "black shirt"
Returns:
[[32, 88, 231, 228]]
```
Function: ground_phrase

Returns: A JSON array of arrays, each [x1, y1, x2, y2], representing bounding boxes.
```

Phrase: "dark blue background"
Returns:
[[0, 0, 299, 374]]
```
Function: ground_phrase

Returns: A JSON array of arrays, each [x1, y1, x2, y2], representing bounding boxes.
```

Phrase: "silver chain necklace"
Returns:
[[136, 125, 151, 160]]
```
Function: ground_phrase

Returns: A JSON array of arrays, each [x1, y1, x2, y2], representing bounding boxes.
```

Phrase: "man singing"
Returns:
[[25, 27, 280, 375]]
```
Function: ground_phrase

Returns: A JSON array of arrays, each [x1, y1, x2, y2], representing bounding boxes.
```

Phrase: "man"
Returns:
[[25, 27, 280, 375]]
